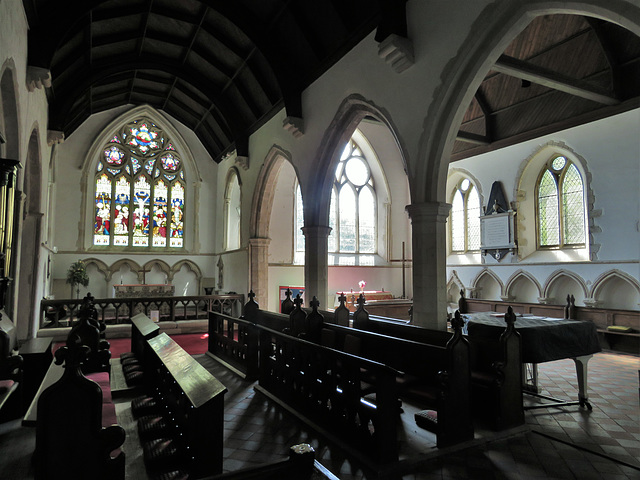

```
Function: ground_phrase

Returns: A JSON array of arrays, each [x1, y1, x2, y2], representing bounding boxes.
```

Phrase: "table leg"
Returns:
[[573, 354, 593, 410]]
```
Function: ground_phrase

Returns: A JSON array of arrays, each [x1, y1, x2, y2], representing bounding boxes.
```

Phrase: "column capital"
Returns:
[[301, 225, 332, 238], [405, 202, 451, 223], [248, 237, 271, 247]]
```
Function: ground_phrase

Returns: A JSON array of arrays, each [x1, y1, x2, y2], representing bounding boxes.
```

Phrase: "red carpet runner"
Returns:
[[54, 333, 209, 357]]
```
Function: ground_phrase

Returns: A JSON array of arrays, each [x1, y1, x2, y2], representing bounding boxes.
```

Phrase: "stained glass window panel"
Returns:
[[161, 153, 180, 171], [170, 183, 184, 248], [339, 186, 356, 253], [153, 180, 168, 247], [295, 185, 305, 252], [562, 164, 585, 244], [94, 174, 112, 245], [467, 186, 481, 250], [104, 146, 125, 165], [358, 186, 375, 253], [113, 177, 130, 246], [132, 177, 151, 247], [451, 190, 464, 251], [538, 170, 559, 246]]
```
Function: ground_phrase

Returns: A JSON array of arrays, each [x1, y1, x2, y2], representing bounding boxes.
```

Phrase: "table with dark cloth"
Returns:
[[465, 313, 601, 363], [464, 312, 601, 408]]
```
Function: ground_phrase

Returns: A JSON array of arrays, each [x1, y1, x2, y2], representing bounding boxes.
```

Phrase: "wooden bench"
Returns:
[[136, 331, 227, 478], [117, 313, 161, 387], [34, 337, 125, 480]]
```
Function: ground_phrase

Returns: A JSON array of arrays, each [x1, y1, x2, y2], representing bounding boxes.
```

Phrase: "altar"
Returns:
[[335, 290, 394, 311], [113, 283, 175, 298], [113, 284, 175, 316]]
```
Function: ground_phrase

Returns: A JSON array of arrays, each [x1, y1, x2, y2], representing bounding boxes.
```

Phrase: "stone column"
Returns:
[[248, 237, 271, 306], [406, 202, 451, 330], [302, 225, 331, 309]]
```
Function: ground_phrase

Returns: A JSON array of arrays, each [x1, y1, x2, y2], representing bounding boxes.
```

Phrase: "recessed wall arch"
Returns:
[[471, 268, 504, 300], [171, 259, 201, 282], [0, 59, 20, 160], [505, 269, 543, 302], [590, 269, 640, 309], [446, 270, 465, 305], [542, 269, 588, 304]]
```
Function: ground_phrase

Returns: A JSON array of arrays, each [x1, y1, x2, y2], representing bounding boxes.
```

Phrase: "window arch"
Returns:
[[93, 117, 185, 249], [224, 169, 241, 251], [536, 155, 586, 248], [449, 178, 481, 253], [327, 138, 377, 254]]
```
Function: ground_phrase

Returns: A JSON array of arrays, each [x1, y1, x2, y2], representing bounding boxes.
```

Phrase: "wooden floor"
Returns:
[[0, 350, 638, 479]]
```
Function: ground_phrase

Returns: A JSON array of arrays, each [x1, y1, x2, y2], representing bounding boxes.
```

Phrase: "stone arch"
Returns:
[[307, 94, 408, 227], [590, 269, 640, 310], [505, 270, 543, 303], [304, 94, 408, 304], [79, 104, 201, 251], [141, 259, 171, 284], [543, 269, 588, 305], [513, 141, 598, 260], [110, 258, 142, 284], [223, 166, 242, 251], [80, 258, 111, 298], [248, 145, 298, 305], [446, 270, 465, 307], [412, 0, 640, 327], [0, 59, 20, 160], [17, 126, 44, 338], [416, 1, 640, 204], [171, 259, 202, 296], [471, 268, 504, 301], [82, 257, 110, 280]]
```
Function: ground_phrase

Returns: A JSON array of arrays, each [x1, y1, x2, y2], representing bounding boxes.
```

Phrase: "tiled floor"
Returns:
[[0, 350, 638, 479]]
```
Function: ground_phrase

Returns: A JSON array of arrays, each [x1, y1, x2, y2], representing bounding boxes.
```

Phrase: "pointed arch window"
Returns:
[[224, 170, 241, 251], [450, 178, 480, 252], [93, 118, 185, 248], [537, 155, 586, 248], [328, 139, 377, 254]]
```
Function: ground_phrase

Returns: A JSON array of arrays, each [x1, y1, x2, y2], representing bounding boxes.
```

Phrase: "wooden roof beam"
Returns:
[[493, 54, 619, 106], [456, 131, 490, 146]]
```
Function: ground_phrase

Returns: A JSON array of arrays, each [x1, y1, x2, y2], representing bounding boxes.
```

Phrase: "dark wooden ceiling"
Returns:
[[22, 3, 640, 163]]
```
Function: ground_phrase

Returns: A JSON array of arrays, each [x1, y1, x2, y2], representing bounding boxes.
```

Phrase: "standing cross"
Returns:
[[140, 265, 150, 284]]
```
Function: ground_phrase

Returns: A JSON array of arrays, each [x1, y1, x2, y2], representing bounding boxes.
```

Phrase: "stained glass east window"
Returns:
[[93, 118, 186, 248]]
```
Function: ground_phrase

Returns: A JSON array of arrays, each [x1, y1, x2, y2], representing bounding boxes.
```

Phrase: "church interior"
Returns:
[[0, 0, 639, 478]]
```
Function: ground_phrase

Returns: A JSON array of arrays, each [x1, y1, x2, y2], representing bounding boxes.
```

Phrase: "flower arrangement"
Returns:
[[358, 280, 366, 292], [66, 260, 90, 298]]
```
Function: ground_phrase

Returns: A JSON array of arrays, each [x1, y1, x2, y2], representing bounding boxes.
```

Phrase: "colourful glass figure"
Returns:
[[104, 146, 125, 165]]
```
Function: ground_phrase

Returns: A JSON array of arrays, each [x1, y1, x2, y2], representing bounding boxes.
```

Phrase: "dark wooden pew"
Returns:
[[68, 294, 111, 374], [323, 301, 523, 431], [34, 336, 125, 480], [118, 313, 160, 387], [139, 331, 227, 478], [0, 315, 22, 417]]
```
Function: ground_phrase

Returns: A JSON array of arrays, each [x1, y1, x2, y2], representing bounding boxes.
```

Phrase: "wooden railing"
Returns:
[[256, 324, 400, 464], [208, 311, 260, 380], [40, 294, 244, 329]]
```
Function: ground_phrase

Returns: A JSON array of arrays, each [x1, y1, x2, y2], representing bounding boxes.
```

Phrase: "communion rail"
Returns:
[[39, 294, 244, 329]]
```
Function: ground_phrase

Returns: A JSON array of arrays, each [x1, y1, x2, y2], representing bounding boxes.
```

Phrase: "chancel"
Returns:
[[0, 0, 639, 479]]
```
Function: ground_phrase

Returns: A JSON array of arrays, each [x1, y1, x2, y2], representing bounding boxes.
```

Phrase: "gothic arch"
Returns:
[[248, 145, 298, 305], [79, 105, 201, 251], [590, 269, 640, 301], [416, 1, 640, 204], [471, 268, 504, 299], [307, 94, 408, 227], [0, 59, 20, 160], [141, 259, 172, 283], [223, 167, 242, 251], [505, 270, 543, 301], [110, 258, 142, 281], [80, 257, 110, 281], [171, 259, 202, 282], [446, 270, 465, 304], [250, 145, 297, 239], [542, 269, 588, 301]]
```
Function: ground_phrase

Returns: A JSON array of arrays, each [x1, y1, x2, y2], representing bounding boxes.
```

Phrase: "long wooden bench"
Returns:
[[135, 331, 227, 478], [327, 303, 524, 431], [117, 313, 160, 387], [0, 315, 22, 418]]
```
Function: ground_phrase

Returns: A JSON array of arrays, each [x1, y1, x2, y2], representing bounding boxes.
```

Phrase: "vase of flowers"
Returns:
[[66, 260, 90, 299]]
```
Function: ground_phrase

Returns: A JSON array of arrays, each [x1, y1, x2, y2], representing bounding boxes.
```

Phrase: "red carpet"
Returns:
[[54, 333, 209, 357]]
